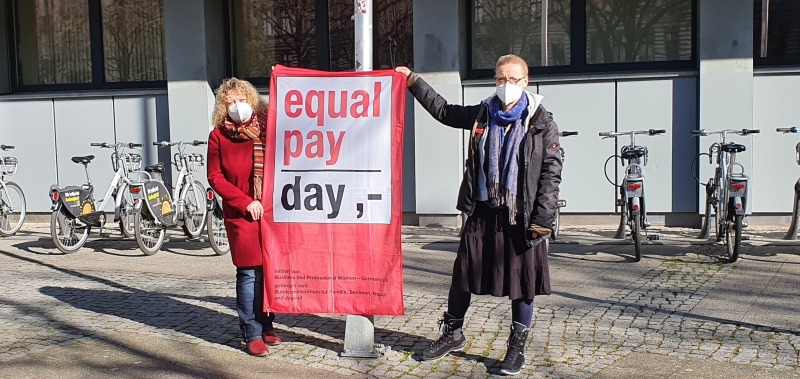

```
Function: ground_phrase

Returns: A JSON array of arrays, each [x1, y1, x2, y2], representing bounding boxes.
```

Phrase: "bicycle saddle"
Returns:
[[721, 143, 746, 153], [621, 148, 646, 160], [71, 155, 95, 164], [144, 162, 165, 173]]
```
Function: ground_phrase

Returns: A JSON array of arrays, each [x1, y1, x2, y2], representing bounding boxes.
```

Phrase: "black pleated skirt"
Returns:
[[451, 202, 551, 300]]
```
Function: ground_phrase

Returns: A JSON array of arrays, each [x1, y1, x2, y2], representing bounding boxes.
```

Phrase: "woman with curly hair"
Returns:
[[207, 77, 282, 356]]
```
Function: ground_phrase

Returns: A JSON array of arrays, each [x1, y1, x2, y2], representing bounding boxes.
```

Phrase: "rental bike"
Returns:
[[0, 144, 26, 236], [692, 128, 759, 263], [49, 142, 145, 253], [777, 127, 800, 240], [600, 129, 666, 262], [551, 131, 578, 240], [130, 140, 207, 255], [206, 188, 229, 255]]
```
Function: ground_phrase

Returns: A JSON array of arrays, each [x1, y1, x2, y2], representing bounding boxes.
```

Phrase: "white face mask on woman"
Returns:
[[227, 102, 253, 124], [495, 83, 524, 106]]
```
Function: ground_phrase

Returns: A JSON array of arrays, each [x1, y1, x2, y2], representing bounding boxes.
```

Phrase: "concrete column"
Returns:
[[697, 0, 754, 212], [164, 0, 227, 185], [412, 0, 467, 227], [698, 0, 754, 131]]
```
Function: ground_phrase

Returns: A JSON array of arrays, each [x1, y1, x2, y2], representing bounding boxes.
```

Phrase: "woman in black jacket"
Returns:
[[397, 54, 562, 376]]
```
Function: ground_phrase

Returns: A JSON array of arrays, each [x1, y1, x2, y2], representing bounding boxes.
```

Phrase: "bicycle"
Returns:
[[129, 140, 208, 255], [49, 142, 145, 253], [0, 144, 26, 236], [600, 129, 666, 262], [692, 128, 759, 263], [206, 188, 229, 255], [551, 131, 578, 240], [776, 127, 800, 240]]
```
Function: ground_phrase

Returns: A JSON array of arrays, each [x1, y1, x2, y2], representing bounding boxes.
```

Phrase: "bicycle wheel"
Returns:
[[134, 211, 165, 255], [181, 180, 207, 238], [631, 214, 642, 262], [726, 214, 743, 263], [50, 209, 89, 254], [206, 209, 229, 255], [117, 187, 135, 238], [550, 207, 560, 240], [0, 181, 26, 236]]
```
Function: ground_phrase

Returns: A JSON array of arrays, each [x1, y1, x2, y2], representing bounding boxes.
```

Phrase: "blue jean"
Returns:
[[236, 266, 275, 342]]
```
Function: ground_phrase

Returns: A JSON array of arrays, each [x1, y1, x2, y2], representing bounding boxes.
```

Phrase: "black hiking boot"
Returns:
[[421, 312, 466, 361], [499, 321, 530, 376]]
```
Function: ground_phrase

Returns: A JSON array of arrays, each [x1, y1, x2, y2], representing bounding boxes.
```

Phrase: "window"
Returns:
[[328, 0, 413, 71], [230, 0, 318, 79], [469, 0, 695, 76], [586, 0, 692, 64], [14, 1, 92, 85], [102, 0, 166, 82], [12, 0, 166, 89], [471, 0, 571, 70], [754, 0, 800, 66]]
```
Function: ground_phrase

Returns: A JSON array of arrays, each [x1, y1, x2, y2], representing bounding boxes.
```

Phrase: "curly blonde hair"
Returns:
[[211, 77, 269, 127]]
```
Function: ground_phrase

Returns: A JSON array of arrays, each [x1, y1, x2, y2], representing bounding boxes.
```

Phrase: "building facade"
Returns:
[[0, 0, 799, 227]]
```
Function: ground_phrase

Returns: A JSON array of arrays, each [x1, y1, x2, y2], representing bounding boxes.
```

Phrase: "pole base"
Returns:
[[341, 315, 380, 359]]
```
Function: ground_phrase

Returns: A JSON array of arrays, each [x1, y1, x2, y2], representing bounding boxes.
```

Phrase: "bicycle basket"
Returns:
[[189, 153, 205, 172], [0, 156, 18, 175], [112, 153, 142, 172]]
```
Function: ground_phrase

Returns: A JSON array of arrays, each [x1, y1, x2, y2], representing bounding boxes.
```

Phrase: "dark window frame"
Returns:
[[466, 0, 698, 79], [6, 0, 167, 93]]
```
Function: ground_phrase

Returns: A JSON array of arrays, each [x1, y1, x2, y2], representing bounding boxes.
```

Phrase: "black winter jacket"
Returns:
[[408, 76, 563, 246]]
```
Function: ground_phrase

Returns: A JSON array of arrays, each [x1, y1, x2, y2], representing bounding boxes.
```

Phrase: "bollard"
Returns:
[[341, 315, 379, 358]]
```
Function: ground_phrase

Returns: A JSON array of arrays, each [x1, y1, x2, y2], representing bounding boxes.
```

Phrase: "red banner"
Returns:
[[260, 65, 406, 315]]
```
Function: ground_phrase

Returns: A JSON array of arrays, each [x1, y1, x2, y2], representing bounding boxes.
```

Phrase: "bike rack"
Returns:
[[697, 178, 715, 239], [783, 179, 800, 240], [614, 197, 627, 239]]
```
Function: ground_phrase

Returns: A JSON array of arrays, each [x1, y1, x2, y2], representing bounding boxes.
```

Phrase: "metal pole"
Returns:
[[354, 0, 373, 72], [760, 0, 769, 58], [342, 0, 379, 359], [541, 0, 549, 66]]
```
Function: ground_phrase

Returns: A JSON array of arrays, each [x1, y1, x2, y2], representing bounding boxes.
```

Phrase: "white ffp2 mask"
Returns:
[[496, 83, 523, 106], [227, 102, 253, 124]]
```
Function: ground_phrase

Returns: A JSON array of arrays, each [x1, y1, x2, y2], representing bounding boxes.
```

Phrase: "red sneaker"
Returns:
[[246, 340, 269, 356], [262, 331, 282, 346]]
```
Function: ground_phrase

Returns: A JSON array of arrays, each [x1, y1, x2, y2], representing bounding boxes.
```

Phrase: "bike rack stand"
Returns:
[[697, 179, 715, 239], [614, 199, 627, 239], [783, 180, 800, 240]]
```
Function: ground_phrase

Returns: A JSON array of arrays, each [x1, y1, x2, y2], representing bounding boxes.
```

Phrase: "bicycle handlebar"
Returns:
[[91, 142, 106, 147], [691, 129, 760, 137], [154, 140, 207, 147], [0, 144, 14, 151], [599, 130, 665, 138], [561, 131, 578, 137], [777, 127, 799, 133]]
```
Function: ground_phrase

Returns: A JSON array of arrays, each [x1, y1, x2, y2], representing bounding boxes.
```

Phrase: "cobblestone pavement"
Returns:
[[0, 224, 799, 378]]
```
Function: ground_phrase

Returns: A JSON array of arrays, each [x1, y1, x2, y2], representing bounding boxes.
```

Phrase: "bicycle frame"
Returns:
[[132, 141, 205, 227], [693, 128, 758, 263], [0, 148, 19, 210], [50, 143, 148, 227]]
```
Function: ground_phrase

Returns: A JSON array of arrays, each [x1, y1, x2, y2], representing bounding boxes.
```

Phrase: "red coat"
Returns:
[[207, 125, 263, 267]]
